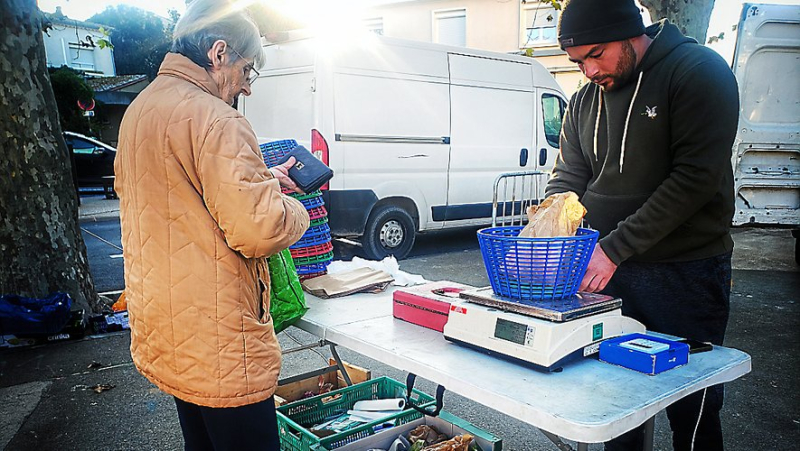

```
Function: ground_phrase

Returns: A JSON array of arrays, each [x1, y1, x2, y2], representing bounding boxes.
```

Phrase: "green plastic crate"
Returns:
[[293, 251, 335, 265], [310, 216, 329, 227], [277, 376, 435, 450]]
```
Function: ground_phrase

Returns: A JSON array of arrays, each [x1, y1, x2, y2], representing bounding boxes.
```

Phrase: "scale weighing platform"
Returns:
[[443, 288, 646, 371]]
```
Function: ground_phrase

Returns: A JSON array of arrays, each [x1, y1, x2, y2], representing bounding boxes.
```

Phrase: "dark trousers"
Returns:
[[174, 396, 281, 451], [602, 253, 732, 451]]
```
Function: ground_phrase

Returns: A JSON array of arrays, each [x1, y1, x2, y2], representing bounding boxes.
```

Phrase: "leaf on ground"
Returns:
[[91, 383, 115, 393]]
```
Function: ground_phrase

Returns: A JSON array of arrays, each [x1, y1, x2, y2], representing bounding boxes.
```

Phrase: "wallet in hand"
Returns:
[[276, 145, 334, 193]]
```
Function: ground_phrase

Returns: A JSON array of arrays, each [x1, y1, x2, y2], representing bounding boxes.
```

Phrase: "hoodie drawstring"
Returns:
[[592, 89, 603, 161], [590, 71, 645, 173], [620, 71, 644, 173]]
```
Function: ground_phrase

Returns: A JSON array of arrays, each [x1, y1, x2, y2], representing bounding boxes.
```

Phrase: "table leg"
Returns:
[[328, 342, 353, 386], [576, 443, 589, 451], [277, 339, 353, 387], [642, 416, 655, 451], [538, 429, 578, 451]]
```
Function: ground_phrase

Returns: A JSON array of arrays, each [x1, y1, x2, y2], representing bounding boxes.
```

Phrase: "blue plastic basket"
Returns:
[[259, 139, 297, 168], [477, 226, 598, 300]]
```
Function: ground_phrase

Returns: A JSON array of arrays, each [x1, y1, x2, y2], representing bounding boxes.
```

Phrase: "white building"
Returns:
[[42, 7, 116, 76]]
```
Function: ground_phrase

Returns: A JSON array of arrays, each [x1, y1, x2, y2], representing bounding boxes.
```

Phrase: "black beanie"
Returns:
[[558, 0, 645, 49]]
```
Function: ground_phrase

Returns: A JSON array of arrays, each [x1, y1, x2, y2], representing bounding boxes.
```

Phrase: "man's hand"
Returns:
[[579, 244, 618, 293], [269, 157, 304, 194]]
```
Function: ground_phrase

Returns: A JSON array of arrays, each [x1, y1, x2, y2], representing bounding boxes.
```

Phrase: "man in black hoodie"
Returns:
[[546, 0, 739, 450]]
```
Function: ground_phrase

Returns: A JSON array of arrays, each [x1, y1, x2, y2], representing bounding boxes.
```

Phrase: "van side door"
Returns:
[[442, 53, 535, 225]]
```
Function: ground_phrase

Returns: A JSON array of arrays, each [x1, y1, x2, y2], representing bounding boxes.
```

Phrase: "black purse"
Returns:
[[276, 145, 334, 193]]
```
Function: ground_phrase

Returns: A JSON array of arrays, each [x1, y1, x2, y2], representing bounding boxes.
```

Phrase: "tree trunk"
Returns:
[[0, 0, 99, 314], [640, 0, 716, 44]]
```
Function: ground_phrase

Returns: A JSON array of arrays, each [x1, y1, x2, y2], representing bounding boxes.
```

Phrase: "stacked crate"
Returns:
[[260, 139, 333, 279]]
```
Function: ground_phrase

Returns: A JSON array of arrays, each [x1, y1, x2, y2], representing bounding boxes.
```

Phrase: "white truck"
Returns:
[[241, 34, 567, 259], [730, 3, 800, 263]]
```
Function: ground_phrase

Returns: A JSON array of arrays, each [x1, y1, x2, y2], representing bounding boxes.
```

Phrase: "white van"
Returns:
[[241, 34, 567, 259], [730, 3, 799, 262]]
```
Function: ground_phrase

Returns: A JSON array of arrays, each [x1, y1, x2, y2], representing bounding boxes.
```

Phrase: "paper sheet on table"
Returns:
[[301, 267, 394, 298], [326, 256, 427, 287]]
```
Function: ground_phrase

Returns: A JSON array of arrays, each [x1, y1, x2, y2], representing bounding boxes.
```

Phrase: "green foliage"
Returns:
[[48, 66, 96, 135], [544, 0, 562, 10], [96, 27, 113, 49], [167, 8, 181, 33], [707, 32, 725, 44], [89, 5, 173, 80], [525, 0, 562, 10]]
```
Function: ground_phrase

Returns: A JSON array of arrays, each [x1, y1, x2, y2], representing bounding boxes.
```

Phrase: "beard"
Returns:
[[595, 40, 637, 92]]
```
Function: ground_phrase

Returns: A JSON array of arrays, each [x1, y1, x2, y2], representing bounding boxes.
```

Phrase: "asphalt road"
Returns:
[[0, 194, 797, 450]]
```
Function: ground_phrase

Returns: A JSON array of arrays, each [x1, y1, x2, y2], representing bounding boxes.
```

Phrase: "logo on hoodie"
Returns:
[[642, 106, 658, 120]]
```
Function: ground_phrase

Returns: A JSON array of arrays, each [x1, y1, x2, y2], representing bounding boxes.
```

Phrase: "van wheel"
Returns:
[[363, 205, 416, 261]]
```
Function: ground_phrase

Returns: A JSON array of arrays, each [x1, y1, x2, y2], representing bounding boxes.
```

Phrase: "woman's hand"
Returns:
[[269, 157, 304, 194]]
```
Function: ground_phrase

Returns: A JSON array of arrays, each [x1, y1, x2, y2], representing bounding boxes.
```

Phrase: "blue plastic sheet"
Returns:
[[0, 293, 72, 335]]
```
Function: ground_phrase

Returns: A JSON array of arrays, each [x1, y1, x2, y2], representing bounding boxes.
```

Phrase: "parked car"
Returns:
[[63, 131, 117, 198]]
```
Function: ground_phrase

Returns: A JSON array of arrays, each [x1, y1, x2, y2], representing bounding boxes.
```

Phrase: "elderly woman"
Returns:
[[114, 0, 309, 449]]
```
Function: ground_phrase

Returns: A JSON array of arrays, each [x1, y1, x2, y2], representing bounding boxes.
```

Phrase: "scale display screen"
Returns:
[[494, 318, 528, 345]]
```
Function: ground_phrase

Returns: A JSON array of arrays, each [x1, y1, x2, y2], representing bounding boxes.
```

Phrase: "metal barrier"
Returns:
[[491, 171, 550, 227]]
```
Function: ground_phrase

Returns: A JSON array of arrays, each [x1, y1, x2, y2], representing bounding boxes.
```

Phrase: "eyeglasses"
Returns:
[[229, 46, 260, 86]]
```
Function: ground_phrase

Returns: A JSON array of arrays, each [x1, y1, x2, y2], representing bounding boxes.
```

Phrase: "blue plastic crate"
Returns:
[[292, 224, 332, 249], [295, 260, 332, 275], [260, 139, 297, 168], [477, 226, 598, 300], [300, 195, 325, 210]]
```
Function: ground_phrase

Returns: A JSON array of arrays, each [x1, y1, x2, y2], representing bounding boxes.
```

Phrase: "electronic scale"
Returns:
[[443, 287, 645, 371]]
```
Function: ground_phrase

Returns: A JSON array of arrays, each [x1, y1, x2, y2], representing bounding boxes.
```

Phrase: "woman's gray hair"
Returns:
[[171, 0, 265, 69]]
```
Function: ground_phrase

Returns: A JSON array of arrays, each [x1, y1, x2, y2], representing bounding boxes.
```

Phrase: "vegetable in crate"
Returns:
[[407, 432, 476, 451], [421, 434, 475, 451], [408, 425, 448, 446]]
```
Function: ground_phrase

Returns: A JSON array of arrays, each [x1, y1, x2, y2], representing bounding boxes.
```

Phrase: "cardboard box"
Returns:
[[275, 360, 371, 406], [600, 333, 690, 375], [393, 281, 474, 332], [334, 411, 502, 451]]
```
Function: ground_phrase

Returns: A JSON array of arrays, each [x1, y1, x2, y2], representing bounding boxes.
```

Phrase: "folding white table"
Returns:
[[290, 288, 751, 451]]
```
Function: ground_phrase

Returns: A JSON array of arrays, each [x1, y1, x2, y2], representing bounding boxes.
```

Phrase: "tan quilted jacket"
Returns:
[[115, 53, 309, 408]]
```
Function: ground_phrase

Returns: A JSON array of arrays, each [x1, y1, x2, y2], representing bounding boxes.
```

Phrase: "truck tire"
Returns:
[[362, 205, 416, 260]]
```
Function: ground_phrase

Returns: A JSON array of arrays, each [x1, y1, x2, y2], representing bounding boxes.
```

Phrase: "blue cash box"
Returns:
[[599, 333, 689, 375]]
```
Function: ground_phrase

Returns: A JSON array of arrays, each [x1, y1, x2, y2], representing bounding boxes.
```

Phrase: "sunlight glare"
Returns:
[[262, 0, 378, 49]]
